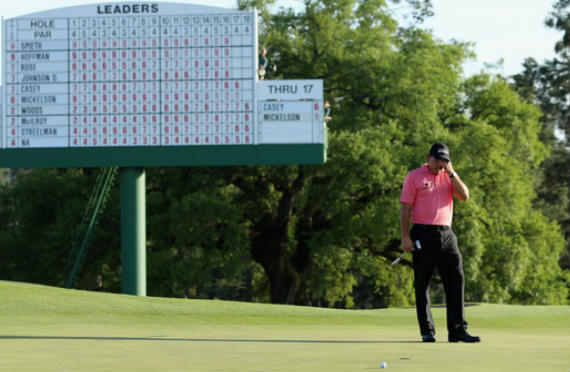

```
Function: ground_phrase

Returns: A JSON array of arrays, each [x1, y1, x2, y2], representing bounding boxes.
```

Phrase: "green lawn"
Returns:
[[0, 280, 568, 371]]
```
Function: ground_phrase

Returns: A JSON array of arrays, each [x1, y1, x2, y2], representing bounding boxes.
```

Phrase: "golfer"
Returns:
[[400, 143, 480, 343]]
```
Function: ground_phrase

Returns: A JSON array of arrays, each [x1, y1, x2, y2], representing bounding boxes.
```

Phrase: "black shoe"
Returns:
[[448, 332, 480, 343], [421, 334, 436, 342]]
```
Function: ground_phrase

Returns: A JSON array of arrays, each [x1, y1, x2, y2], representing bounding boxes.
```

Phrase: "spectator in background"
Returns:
[[324, 100, 332, 124], [259, 47, 268, 80]]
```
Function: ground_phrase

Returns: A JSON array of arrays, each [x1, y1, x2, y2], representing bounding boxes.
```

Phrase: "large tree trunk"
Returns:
[[250, 170, 307, 304], [252, 231, 301, 304]]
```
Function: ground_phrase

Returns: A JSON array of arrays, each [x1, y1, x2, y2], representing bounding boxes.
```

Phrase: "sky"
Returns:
[[422, 0, 561, 76], [0, 0, 563, 77]]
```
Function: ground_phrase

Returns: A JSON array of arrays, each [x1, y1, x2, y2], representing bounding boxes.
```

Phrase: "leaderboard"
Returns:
[[3, 3, 256, 149]]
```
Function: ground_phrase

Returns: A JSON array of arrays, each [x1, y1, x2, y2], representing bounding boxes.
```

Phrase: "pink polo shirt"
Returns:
[[400, 164, 455, 226]]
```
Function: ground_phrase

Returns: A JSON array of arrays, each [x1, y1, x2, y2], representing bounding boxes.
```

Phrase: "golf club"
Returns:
[[391, 240, 421, 266]]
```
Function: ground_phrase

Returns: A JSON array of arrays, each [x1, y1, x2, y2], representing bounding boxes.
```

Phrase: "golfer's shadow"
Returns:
[[0, 335, 421, 344]]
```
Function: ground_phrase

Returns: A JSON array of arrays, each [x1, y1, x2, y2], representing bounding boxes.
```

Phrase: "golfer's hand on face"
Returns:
[[443, 161, 454, 175]]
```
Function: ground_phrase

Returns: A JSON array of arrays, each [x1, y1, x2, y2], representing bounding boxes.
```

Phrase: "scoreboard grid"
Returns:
[[0, 3, 326, 167], [4, 7, 256, 149]]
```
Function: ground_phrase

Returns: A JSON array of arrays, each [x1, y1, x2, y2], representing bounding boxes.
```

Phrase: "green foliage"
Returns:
[[452, 75, 568, 304], [0, 169, 93, 286], [142, 167, 257, 300], [146, 177, 251, 299], [0, 0, 567, 308], [512, 0, 570, 288]]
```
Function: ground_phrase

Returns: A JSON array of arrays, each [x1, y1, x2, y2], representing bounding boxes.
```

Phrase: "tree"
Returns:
[[0, 0, 567, 307], [510, 0, 570, 273], [230, 0, 569, 305], [140, 167, 253, 299], [545, 0, 570, 141], [226, 0, 470, 306], [455, 74, 568, 303], [0, 169, 104, 287]]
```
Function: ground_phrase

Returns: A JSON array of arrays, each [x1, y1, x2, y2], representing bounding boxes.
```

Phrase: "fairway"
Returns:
[[0, 281, 568, 371]]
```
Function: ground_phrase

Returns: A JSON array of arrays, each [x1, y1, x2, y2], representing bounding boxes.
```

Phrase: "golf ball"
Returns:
[[380, 361, 387, 368]]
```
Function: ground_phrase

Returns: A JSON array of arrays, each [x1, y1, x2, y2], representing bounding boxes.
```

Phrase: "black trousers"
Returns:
[[410, 224, 468, 336]]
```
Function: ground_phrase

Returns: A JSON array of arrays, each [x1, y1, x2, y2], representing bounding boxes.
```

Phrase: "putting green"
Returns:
[[0, 281, 568, 371]]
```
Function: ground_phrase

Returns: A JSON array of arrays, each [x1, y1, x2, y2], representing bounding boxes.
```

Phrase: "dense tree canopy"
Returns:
[[512, 0, 570, 275], [0, 0, 567, 307]]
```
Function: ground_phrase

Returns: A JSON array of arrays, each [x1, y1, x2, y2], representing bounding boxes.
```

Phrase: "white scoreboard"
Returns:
[[0, 2, 326, 167], [257, 80, 324, 144], [3, 3, 256, 149]]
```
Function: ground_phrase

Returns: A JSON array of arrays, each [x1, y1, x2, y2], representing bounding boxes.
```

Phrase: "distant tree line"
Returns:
[[0, 0, 568, 307]]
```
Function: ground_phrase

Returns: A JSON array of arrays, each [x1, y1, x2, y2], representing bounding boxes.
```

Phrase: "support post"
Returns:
[[120, 167, 146, 296]]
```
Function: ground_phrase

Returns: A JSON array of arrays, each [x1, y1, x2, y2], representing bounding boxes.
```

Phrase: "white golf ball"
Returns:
[[380, 361, 387, 368]]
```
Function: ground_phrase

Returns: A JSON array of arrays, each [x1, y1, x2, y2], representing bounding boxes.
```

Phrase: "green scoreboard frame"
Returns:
[[0, 142, 327, 167]]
